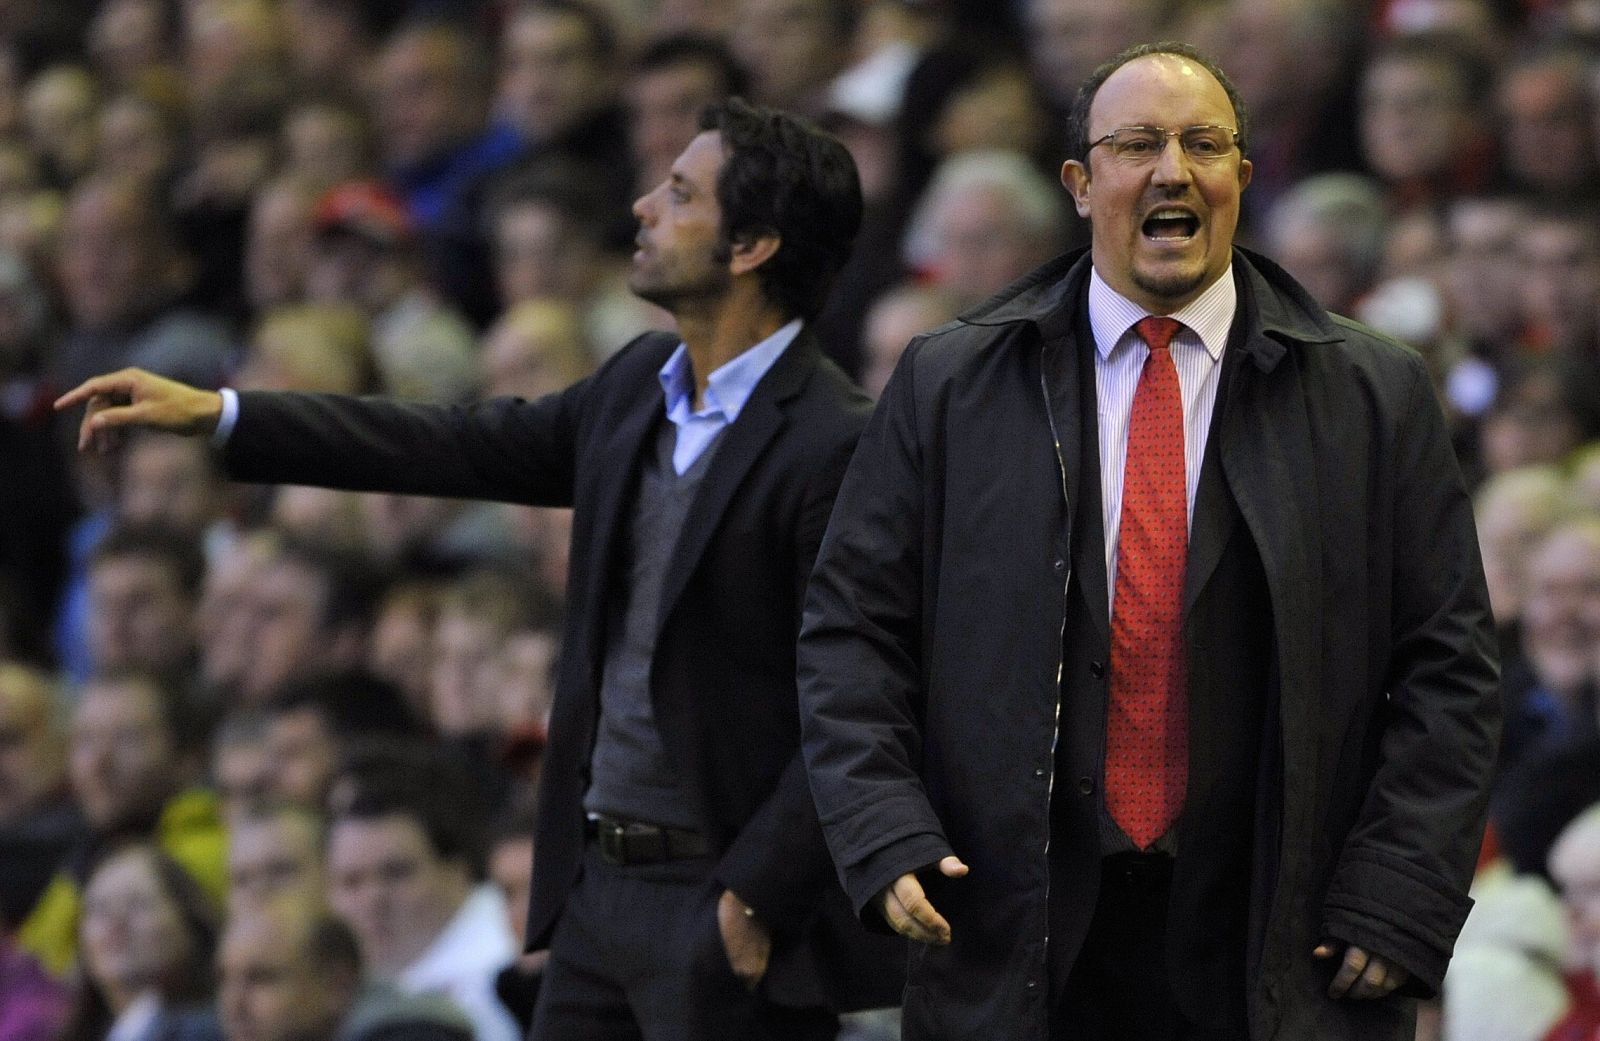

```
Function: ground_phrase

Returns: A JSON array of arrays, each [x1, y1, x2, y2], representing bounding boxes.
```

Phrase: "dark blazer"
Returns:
[[798, 249, 1500, 1040], [223, 329, 903, 1012]]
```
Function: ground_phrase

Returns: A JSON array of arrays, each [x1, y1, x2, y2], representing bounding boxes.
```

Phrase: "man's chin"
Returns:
[[1131, 263, 1210, 310]]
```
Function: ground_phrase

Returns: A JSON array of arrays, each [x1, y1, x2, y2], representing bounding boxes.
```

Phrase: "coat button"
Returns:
[[1025, 980, 1039, 991], [1089, 660, 1105, 678], [1077, 777, 1094, 795], [1033, 767, 1045, 779]]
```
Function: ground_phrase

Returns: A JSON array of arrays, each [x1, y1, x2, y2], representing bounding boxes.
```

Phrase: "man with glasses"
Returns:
[[799, 42, 1498, 1041]]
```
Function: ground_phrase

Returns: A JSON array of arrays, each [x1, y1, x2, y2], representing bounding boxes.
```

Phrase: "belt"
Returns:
[[587, 815, 711, 865]]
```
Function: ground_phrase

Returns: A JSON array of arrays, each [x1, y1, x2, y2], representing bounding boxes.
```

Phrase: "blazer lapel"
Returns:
[[654, 332, 818, 632]]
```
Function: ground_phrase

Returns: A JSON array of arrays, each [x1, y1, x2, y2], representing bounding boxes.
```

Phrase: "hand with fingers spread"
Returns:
[[54, 368, 225, 453], [1314, 941, 1410, 1000], [877, 855, 969, 945]]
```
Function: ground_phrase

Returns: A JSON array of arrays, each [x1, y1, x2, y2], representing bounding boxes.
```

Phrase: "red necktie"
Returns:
[[1106, 315, 1188, 849]]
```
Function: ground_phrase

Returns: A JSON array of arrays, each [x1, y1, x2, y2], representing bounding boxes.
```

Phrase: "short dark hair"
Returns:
[[305, 913, 363, 976], [90, 523, 207, 600], [271, 538, 384, 633], [1066, 42, 1251, 165], [633, 32, 749, 98], [1366, 32, 1494, 110], [698, 98, 863, 321], [330, 741, 488, 876], [87, 667, 212, 758], [265, 670, 425, 742], [511, 0, 620, 66]]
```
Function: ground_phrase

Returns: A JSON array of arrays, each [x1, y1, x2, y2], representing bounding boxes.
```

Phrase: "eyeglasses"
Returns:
[[1088, 125, 1240, 163]]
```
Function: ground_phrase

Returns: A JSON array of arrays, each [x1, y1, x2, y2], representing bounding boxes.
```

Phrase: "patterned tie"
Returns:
[[1106, 315, 1188, 849]]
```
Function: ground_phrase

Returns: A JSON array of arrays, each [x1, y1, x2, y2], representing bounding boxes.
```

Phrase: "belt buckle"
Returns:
[[596, 818, 628, 865]]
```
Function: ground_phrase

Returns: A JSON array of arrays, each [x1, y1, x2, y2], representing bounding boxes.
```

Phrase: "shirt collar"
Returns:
[[1087, 265, 1237, 362], [658, 317, 803, 424]]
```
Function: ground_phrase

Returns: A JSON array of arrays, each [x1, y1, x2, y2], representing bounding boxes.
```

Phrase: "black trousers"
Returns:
[[1052, 854, 1246, 1041], [529, 845, 838, 1041]]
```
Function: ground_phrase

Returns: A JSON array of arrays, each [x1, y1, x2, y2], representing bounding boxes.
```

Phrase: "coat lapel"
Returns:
[[654, 332, 818, 632]]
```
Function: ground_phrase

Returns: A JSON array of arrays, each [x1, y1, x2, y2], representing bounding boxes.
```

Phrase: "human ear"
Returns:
[[1061, 160, 1092, 219], [729, 231, 781, 277]]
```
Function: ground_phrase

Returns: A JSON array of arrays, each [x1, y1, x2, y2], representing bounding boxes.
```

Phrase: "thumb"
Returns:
[[938, 855, 969, 878], [1312, 943, 1337, 959]]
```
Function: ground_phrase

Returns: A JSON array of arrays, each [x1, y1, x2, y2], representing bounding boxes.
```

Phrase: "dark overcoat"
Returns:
[[223, 329, 904, 1013], [797, 248, 1501, 1039]]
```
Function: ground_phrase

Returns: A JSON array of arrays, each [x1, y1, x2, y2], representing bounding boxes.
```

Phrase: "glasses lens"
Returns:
[[1109, 127, 1164, 159], [1180, 127, 1233, 158]]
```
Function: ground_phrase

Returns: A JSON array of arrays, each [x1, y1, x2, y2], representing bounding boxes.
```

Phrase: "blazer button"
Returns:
[[1053, 558, 1065, 573], [1077, 777, 1094, 796], [1089, 660, 1105, 678], [1034, 767, 1046, 779]]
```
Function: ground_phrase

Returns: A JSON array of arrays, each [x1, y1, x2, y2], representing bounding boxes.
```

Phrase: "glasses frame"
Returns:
[[1087, 124, 1242, 163]]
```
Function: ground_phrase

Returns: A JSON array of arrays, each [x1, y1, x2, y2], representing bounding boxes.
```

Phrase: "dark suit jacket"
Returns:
[[223, 329, 903, 1012]]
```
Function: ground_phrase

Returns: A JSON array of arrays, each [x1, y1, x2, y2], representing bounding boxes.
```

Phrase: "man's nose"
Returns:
[[1150, 136, 1194, 184]]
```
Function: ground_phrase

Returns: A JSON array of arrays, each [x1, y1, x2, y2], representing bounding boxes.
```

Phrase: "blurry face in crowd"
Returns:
[[306, 232, 411, 315], [494, 201, 601, 304], [488, 834, 534, 948], [237, 558, 331, 705], [1481, 370, 1586, 476], [863, 288, 956, 401], [96, 96, 177, 187], [1475, 472, 1567, 624], [429, 609, 506, 736], [198, 538, 273, 694], [326, 813, 470, 977], [924, 183, 1054, 308], [1516, 218, 1600, 352], [497, 7, 612, 142], [1360, 55, 1474, 183], [264, 707, 337, 809], [0, 666, 65, 822], [1500, 61, 1596, 195], [228, 809, 326, 916], [87, 0, 170, 87], [1025, 0, 1153, 107], [23, 66, 98, 181], [219, 914, 351, 1041], [375, 29, 480, 170], [1446, 197, 1528, 342], [245, 183, 317, 310], [731, 0, 845, 111], [481, 302, 591, 400], [57, 181, 168, 331], [213, 732, 272, 826], [70, 676, 181, 831], [1522, 525, 1600, 700], [282, 106, 370, 191], [629, 130, 732, 313], [119, 435, 224, 534], [932, 68, 1052, 162], [80, 847, 193, 1004], [281, 0, 370, 93], [87, 553, 195, 675], [496, 629, 558, 732], [1062, 52, 1252, 316], [627, 59, 727, 195]]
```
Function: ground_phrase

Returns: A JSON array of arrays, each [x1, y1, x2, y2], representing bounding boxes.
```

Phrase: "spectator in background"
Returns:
[[84, 524, 203, 680], [218, 907, 472, 1041], [210, 709, 272, 827], [1497, 44, 1600, 204], [1545, 804, 1600, 1039], [52, 176, 236, 392], [21, 66, 98, 189], [326, 772, 519, 1041], [485, 800, 541, 1034], [732, 0, 855, 118], [242, 176, 322, 314], [94, 90, 185, 194], [63, 842, 220, 1041], [1515, 207, 1600, 359], [116, 432, 229, 545], [1359, 32, 1497, 210], [1262, 172, 1388, 315], [1502, 519, 1600, 767], [1475, 465, 1572, 630], [903, 149, 1067, 309], [1443, 194, 1532, 370], [1480, 361, 1594, 476], [194, 532, 276, 702], [1024, 0, 1159, 116], [0, 664, 82, 935], [261, 672, 425, 810], [625, 34, 746, 198], [236, 304, 371, 395], [479, 300, 594, 402], [376, 19, 516, 233], [859, 282, 958, 400], [17, 673, 225, 980], [226, 802, 327, 916], [280, 100, 375, 194], [0, 924, 67, 1041], [85, 0, 178, 92], [306, 180, 477, 404]]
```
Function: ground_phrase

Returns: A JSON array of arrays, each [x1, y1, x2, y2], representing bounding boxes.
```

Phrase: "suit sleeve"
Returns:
[[713, 421, 866, 934], [797, 346, 953, 926], [223, 377, 590, 507], [1320, 356, 1501, 996]]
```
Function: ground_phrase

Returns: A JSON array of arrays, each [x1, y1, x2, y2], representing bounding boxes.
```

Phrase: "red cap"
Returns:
[[313, 180, 415, 246]]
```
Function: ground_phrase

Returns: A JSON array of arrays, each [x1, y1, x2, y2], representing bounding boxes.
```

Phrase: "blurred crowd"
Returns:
[[5, 0, 1600, 1040]]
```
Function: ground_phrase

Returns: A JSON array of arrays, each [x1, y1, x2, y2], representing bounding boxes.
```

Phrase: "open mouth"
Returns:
[[1142, 210, 1200, 241]]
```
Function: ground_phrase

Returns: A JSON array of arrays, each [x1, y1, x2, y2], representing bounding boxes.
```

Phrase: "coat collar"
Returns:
[[957, 246, 1344, 373]]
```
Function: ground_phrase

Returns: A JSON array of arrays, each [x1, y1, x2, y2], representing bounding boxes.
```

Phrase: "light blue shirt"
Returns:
[[657, 318, 802, 475]]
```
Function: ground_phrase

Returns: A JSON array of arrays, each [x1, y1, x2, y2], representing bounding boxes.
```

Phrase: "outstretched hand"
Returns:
[[54, 368, 224, 453], [1313, 941, 1410, 1000], [878, 855, 969, 945]]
